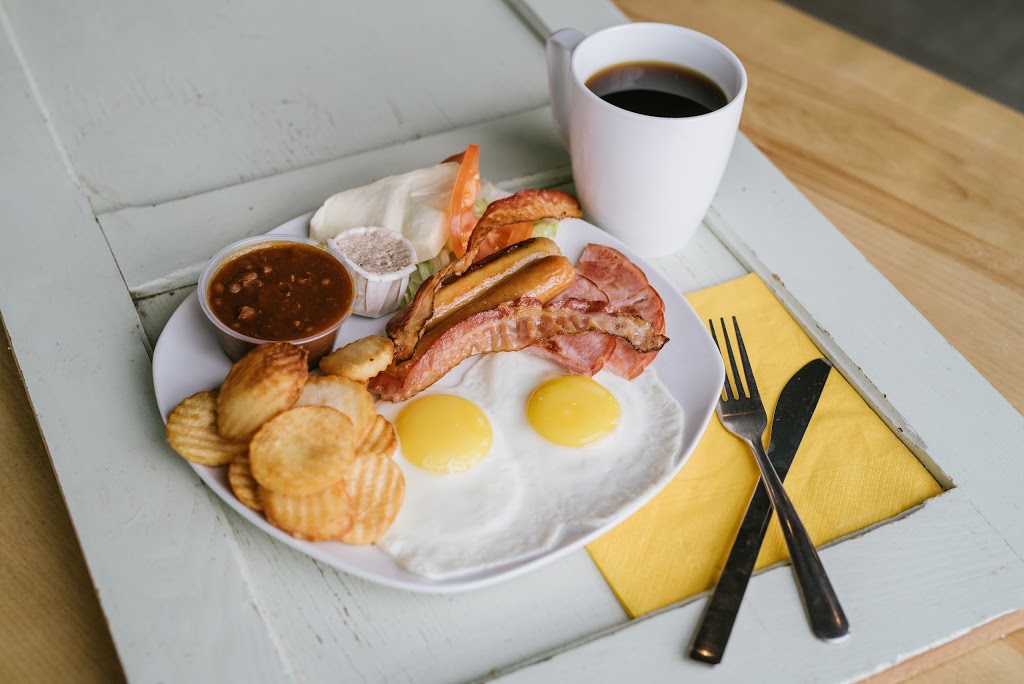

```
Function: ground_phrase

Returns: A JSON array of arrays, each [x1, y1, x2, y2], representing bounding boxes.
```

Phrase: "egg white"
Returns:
[[375, 351, 684, 579]]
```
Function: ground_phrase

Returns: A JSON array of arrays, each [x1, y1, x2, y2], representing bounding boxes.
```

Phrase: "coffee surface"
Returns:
[[586, 61, 727, 118]]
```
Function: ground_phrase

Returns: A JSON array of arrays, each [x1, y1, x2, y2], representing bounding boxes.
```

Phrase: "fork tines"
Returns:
[[709, 317, 759, 402]]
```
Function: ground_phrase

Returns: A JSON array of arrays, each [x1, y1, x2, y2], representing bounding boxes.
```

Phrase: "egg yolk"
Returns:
[[395, 395, 492, 473], [527, 376, 620, 447]]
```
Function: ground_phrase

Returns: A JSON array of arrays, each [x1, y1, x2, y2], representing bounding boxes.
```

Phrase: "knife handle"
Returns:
[[747, 438, 850, 643], [688, 480, 774, 664]]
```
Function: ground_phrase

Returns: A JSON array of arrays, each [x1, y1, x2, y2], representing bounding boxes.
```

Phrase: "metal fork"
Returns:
[[709, 317, 849, 643]]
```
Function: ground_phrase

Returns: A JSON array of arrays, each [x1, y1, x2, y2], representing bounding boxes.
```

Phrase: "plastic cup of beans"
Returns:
[[198, 235, 355, 365]]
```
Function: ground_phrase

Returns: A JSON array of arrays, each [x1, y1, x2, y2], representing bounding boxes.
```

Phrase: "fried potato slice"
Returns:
[[217, 342, 309, 441], [249, 406, 356, 495], [340, 452, 405, 545], [166, 390, 247, 466], [319, 335, 394, 383], [260, 479, 353, 541], [294, 374, 375, 442], [356, 415, 397, 460], [228, 453, 261, 512]]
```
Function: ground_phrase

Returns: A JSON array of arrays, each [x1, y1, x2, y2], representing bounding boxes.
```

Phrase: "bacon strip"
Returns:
[[525, 274, 616, 375], [385, 190, 582, 363], [370, 297, 667, 402]]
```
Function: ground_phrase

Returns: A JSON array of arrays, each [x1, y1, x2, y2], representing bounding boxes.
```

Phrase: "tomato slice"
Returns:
[[446, 144, 481, 258], [474, 221, 534, 261]]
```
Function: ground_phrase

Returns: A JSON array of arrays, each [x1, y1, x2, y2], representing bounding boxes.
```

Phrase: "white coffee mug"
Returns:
[[547, 23, 746, 256]]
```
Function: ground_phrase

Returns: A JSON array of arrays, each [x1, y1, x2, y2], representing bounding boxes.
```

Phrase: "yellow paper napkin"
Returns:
[[586, 273, 942, 618]]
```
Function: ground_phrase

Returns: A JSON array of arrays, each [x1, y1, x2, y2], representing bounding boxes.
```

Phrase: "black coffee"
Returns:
[[585, 60, 728, 118]]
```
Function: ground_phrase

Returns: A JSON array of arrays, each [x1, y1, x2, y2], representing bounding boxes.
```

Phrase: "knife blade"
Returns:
[[689, 358, 832, 665]]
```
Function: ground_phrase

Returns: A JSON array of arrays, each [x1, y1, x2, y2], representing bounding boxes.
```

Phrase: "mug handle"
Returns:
[[546, 28, 586, 147]]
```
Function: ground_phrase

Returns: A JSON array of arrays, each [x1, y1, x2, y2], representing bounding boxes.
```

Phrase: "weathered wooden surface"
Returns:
[[495, 491, 1024, 682], [1, 0, 1023, 682], [2, 0, 550, 214]]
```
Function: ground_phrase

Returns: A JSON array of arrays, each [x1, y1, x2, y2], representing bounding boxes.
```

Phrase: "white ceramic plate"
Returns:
[[152, 210, 725, 593]]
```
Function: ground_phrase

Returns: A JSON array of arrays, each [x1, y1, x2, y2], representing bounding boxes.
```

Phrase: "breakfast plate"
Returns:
[[152, 210, 725, 593]]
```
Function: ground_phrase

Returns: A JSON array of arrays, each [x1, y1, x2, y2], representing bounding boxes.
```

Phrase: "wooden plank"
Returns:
[[99, 107, 571, 297], [491, 491, 1019, 679], [0, 18, 292, 684], [3, 0, 552, 214], [494, 491, 1024, 682], [217, 507, 626, 684], [136, 286, 194, 347], [509, 0, 628, 36], [0, 323, 125, 683]]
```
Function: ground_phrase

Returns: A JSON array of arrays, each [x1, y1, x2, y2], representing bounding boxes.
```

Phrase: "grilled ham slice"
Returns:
[[575, 244, 666, 380], [524, 274, 616, 376]]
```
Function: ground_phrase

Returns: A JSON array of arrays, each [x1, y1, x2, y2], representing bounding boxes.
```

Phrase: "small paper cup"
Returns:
[[326, 227, 418, 318]]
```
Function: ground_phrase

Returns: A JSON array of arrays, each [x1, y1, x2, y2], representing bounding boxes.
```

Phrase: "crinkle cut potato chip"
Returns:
[[319, 335, 394, 382], [341, 452, 405, 545], [228, 453, 261, 512], [217, 342, 309, 441], [166, 390, 247, 466], [249, 406, 356, 496], [294, 374, 375, 442], [260, 479, 354, 542], [319, 335, 394, 383], [357, 415, 397, 460]]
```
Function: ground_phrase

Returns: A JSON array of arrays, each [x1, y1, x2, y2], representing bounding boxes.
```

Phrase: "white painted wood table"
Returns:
[[1, 1, 1022, 681]]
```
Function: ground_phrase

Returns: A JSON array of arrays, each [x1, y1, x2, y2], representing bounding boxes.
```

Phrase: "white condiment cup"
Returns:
[[326, 227, 418, 318]]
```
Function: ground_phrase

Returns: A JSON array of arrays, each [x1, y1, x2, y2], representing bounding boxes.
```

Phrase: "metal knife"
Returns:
[[689, 358, 832, 665]]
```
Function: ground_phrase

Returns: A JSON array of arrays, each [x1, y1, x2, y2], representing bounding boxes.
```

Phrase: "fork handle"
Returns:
[[744, 438, 850, 642], [689, 477, 775, 664]]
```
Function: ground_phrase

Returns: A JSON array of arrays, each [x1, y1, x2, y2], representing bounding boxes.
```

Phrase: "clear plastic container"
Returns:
[[198, 235, 355, 365], [325, 227, 418, 318]]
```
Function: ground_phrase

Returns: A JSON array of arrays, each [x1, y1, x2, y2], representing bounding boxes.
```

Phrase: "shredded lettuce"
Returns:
[[474, 179, 503, 217], [531, 219, 559, 240], [400, 248, 452, 307], [473, 196, 489, 217]]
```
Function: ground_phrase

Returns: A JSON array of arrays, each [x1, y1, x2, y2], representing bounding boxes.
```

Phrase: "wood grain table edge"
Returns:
[[0, 317, 127, 683], [862, 611, 1024, 684]]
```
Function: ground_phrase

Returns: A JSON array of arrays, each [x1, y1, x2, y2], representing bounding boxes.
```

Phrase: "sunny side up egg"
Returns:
[[374, 351, 684, 579]]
